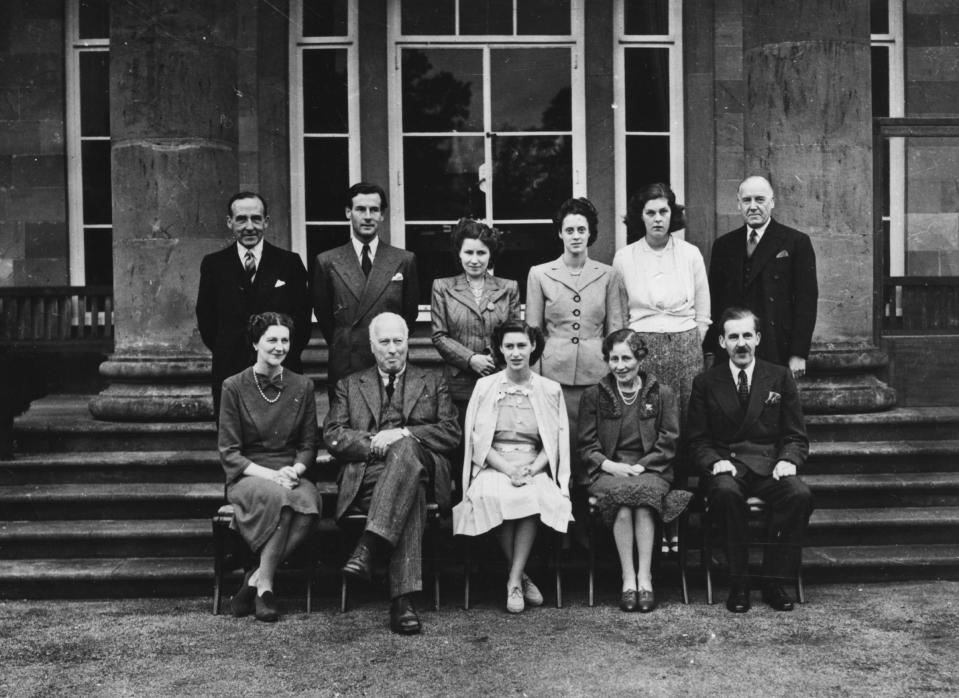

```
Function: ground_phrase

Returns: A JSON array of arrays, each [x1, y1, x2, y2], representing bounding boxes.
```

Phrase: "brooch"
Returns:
[[486, 302, 496, 311]]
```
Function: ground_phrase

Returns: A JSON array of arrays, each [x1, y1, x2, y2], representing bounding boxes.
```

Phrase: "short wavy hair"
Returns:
[[625, 182, 686, 239], [554, 197, 599, 246], [491, 319, 545, 366], [719, 306, 760, 335], [248, 312, 294, 345], [601, 328, 649, 362], [346, 182, 388, 211], [451, 218, 504, 259]]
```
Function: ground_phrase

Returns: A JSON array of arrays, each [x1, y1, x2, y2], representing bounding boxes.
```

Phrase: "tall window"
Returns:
[[388, 0, 586, 301], [289, 0, 360, 267], [66, 0, 112, 286], [614, 0, 684, 246]]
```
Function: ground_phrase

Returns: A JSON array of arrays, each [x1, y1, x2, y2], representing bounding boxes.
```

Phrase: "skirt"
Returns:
[[589, 472, 692, 528], [453, 451, 573, 536], [227, 476, 321, 553]]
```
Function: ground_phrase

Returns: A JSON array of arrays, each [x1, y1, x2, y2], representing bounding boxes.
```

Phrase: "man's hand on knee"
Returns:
[[711, 460, 736, 476], [772, 461, 797, 480], [370, 428, 408, 459]]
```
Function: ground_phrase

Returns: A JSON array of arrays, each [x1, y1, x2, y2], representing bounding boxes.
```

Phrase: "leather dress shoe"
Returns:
[[229, 568, 256, 618], [619, 590, 638, 612], [637, 589, 656, 613], [342, 542, 373, 582], [254, 590, 279, 622], [726, 587, 750, 613], [390, 595, 421, 635], [762, 585, 795, 612]]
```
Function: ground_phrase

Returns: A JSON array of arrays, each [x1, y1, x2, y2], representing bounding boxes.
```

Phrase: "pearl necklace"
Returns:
[[253, 366, 283, 404], [616, 379, 641, 406]]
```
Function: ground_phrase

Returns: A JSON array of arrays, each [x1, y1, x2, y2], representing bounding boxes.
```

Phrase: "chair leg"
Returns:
[[305, 534, 317, 614], [797, 568, 806, 604], [554, 532, 563, 609], [678, 512, 690, 605], [703, 510, 714, 605], [212, 520, 225, 615], [340, 574, 349, 613], [430, 512, 440, 611], [463, 536, 472, 611], [587, 508, 595, 608]]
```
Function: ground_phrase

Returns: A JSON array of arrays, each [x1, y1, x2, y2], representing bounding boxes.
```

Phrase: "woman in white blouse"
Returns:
[[613, 183, 710, 424]]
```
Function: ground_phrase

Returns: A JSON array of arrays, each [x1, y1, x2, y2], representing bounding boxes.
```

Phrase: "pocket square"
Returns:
[[776, 250, 789, 259], [274, 279, 286, 288], [765, 391, 782, 405], [391, 272, 404, 281]]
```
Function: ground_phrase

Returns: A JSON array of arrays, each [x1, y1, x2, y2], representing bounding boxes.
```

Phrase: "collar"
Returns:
[[377, 365, 406, 386], [351, 235, 379, 261], [638, 235, 673, 254], [237, 239, 264, 264], [745, 219, 771, 242], [729, 358, 756, 388]]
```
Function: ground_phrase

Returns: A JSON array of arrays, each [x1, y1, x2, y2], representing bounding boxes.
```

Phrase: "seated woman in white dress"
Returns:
[[453, 320, 573, 613]]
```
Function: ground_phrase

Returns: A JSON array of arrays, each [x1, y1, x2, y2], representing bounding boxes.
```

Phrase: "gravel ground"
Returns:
[[1, 581, 957, 697]]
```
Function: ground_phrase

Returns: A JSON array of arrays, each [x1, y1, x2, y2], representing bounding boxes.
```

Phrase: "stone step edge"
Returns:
[[3, 451, 335, 467], [0, 482, 338, 501]]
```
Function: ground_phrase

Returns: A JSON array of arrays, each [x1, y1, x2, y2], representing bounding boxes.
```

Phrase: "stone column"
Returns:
[[89, 2, 238, 420], [742, 0, 894, 412]]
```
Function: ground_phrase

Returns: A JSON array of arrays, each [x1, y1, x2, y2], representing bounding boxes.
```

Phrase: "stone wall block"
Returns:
[[743, 0, 869, 48], [4, 186, 65, 222], [12, 154, 64, 188]]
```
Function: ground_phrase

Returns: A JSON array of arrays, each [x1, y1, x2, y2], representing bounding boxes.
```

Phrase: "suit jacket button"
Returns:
[[573, 295, 581, 303], [572, 322, 580, 330], [730, 451, 736, 458], [572, 309, 581, 316], [571, 337, 579, 344]]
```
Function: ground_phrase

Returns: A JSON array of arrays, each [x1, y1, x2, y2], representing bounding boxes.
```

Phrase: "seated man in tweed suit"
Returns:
[[324, 312, 460, 634]]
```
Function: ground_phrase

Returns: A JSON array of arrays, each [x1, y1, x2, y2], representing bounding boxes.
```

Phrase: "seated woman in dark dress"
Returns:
[[577, 329, 691, 613], [218, 312, 320, 622]]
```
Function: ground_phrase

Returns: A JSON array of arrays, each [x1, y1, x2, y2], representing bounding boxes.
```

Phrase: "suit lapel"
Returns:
[[575, 260, 607, 293], [745, 220, 784, 286], [331, 244, 366, 303], [448, 275, 484, 320], [357, 368, 382, 428], [714, 365, 746, 424], [542, 257, 579, 292], [356, 244, 401, 320], [251, 242, 279, 299], [402, 367, 426, 421], [732, 361, 772, 440]]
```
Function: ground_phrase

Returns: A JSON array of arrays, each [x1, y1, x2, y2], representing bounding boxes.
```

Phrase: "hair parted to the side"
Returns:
[[625, 182, 685, 239], [368, 311, 409, 342], [248, 311, 294, 345], [601, 328, 649, 362], [491, 319, 545, 366], [719, 306, 760, 334], [346, 182, 388, 211], [554, 197, 599, 246], [451, 218, 504, 258], [227, 191, 268, 217]]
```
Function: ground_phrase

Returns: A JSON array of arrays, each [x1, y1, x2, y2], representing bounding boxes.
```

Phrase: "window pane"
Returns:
[[517, 0, 571, 35], [871, 46, 889, 119], [625, 136, 669, 242], [624, 0, 669, 35], [79, 0, 110, 40], [80, 51, 110, 138], [83, 228, 113, 285], [491, 48, 571, 132], [302, 0, 348, 37], [870, 0, 889, 34], [460, 0, 513, 35], [304, 137, 349, 221], [403, 136, 486, 220], [405, 223, 461, 302], [306, 224, 351, 275], [303, 49, 348, 133], [402, 0, 454, 35], [81, 140, 112, 225], [494, 223, 561, 301], [493, 135, 572, 219], [402, 49, 484, 132], [879, 138, 890, 218], [625, 47, 669, 132], [904, 137, 959, 277]]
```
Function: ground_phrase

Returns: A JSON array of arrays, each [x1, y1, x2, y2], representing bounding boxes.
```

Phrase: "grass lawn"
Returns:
[[1, 581, 957, 697]]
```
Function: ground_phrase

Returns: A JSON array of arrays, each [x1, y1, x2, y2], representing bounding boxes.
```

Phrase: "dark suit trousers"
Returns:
[[353, 437, 430, 598], [705, 470, 814, 588]]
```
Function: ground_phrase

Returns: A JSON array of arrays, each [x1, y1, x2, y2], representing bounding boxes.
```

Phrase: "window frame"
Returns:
[[612, 0, 684, 249], [288, 0, 361, 262], [65, 1, 111, 285]]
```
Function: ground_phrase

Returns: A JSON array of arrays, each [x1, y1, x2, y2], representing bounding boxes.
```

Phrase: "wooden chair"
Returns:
[[586, 495, 691, 607], [338, 502, 443, 613], [702, 495, 806, 604]]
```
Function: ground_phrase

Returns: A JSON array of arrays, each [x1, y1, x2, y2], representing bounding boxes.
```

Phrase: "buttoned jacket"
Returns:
[[687, 358, 809, 477], [323, 364, 461, 519], [525, 258, 627, 386], [430, 273, 521, 401]]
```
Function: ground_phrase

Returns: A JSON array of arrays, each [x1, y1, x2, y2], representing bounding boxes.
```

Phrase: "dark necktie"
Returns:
[[385, 373, 396, 402], [361, 243, 372, 277], [737, 369, 750, 407], [244, 250, 256, 282], [746, 230, 759, 258]]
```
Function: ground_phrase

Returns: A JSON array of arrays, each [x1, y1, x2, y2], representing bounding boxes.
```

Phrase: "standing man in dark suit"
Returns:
[[704, 176, 818, 379], [324, 312, 460, 634], [196, 192, 311, 418], [689, 307, 814, 613], [313, 183, 419, 399]]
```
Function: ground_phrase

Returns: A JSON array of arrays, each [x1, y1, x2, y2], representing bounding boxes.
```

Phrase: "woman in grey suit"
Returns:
[[526, 198, 627, 485], [431, 218, 521, 419]]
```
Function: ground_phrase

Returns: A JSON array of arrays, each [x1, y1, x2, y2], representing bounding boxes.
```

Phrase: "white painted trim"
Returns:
[[65, 0, 85, 284]]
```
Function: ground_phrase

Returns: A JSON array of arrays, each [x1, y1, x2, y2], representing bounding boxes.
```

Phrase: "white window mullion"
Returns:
[[65, 0, 85, 285], [482, 46, 494, 223], [288, 0, 306, 260]]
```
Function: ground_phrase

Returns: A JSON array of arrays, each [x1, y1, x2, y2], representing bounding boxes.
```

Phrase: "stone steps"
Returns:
[[805, 406, 959, 442], [803, 440, 959, 474]]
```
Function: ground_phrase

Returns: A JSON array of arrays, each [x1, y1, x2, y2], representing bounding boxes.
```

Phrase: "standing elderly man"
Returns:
[[689, 307, 814, 613], [324, 312, 460, 634], [703, 175, 818, 379], [313, 183, 420, 399], [196, 191, 311, 418]]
